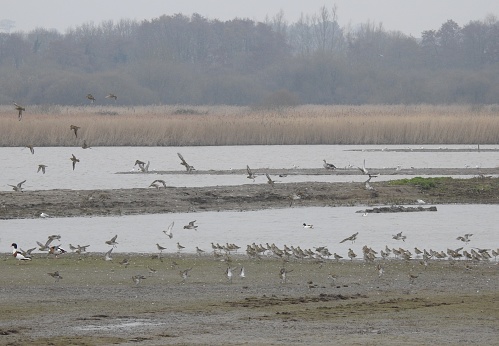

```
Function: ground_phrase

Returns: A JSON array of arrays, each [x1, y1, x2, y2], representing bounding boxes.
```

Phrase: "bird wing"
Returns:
[[177, 153, 187, 165]]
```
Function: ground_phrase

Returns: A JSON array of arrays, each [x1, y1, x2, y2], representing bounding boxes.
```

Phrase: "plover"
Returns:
[[11, 243, 31, 262], [70, 154, 79, 170], [226, 266, 237, 283], [105, 93, 117, 100], [163, 221, 174, 239], [47, 271, 63, 282], [104, 248, 114, 261], [105, 235, 118, 247], [183, 220, 198, 230], [14, 102, 25, 121], [156, 243, 167, 253], [239, 266, 246, 279], [70, 125, 80, 138], [279, 268, 292, 284], [86, 94, 95, 103], [37, 164, 47, 174], [303, 223, 314, 229], [323, 159, 336, 169], [456, 234, 473, 244], [8, 180, 26, 192], [179, 268, 192, 283], [348, 248, 357, 260], [177, 152, 195, 173], [147, 266, 157, 275], [176, 242, 185, 252], [132, 274, 146, 285], [377, 264, 384, 277], [246, 165, 257, 181], [36, 238, 54, 251], [392, 232, 407, 242], [119, 258, 130, 267], [340, 232, 359, 244], [196, 246, 205, 256], [150, 179, 167, 189]]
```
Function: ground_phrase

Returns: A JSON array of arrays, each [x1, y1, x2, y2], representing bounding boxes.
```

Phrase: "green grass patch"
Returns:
[[389, 177, 452, 190]]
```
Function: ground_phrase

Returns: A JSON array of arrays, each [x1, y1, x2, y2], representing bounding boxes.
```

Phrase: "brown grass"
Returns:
[[1, 104, 499, 146]]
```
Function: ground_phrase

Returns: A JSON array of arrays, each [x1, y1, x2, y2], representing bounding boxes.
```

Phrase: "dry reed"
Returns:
[[0, 104, 498, 146]]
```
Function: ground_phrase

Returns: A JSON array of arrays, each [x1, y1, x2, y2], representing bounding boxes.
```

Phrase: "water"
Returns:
[[3, 205, 498, 256], [2, 145, 498, 256], [2, 144, 498, 191]]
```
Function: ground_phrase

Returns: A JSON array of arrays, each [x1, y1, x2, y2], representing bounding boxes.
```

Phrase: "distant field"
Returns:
[[1, 104, 498, 146]]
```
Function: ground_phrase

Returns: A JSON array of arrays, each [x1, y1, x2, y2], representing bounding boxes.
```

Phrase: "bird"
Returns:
[[409, 273, 419, 284], [36, 238, 55, 252], [8, 180, 26, 192], [48, 234, 61, 241], [303, 223, 314, 229], [348, 248, 357, 260], [14, 102, 25, 121], [20, 247, 36, 259], [163, 221, 174, 239], [47, 271, 63, 282], [25, 145, 34, 154], [40, 212, 51, 218], [226, 266, 237, 283], [105, 235, 118, 247], [11, 243, 31, 262], [333, 253, 343, 261], [279, 268, 292, 284], [81, 140, 91, 149], [417, 199, 426, 205], [119, 258, 130, 267], [149, 179, 167, 189], [176, 242, 185, 252], [104, 248, 113, 261], [70, 154, 79, 170], [239, 266, 246, 279], [156, 243, 167, 253], [86, 94, 96, 103], [246, 165, 257, 181], [392, 232, 407, 242], [37, 164, 47, 174], [358, 159, 369, 175], [179, 268, 192, 283], [183, 220, 198, 230], [134, 159, 145, 167], [265, 173, 275, 187], [132, 274, 146, 286], [177, 153, 195, 173], [323, 159, 336, 170], [105, 93, 117, 100], [147, 266, 157, 275], [377, 264, 384, 278], [134, 160, 150, 173], [196, 246, 205, 256], [49, 245, 67, 258], [70, 125, 80, 138], [457, 234, 473, 244], [340, 232, 358, 244]]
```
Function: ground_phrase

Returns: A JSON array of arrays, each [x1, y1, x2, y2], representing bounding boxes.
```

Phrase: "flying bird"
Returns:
[[14, 102, 25, 121], [177, 152, 195, 173], [70, 154, 80, 170], [105, 93, 117, 100], [179, 268, 192, 283], [457, 233, 473, 244], [246, 165, 257, 181], [70, 125, 80, 138], [183, 220, 198, 230], [163, 221, 174, 239], [150, 179, 167, 189], [132, 274, 146, 286], [392, 232, 407, 242], [340, 232, 359, 244], [105, 235, 118, 247], [47, 271, 63, 282], [86, 94, 96, 103], [265, 173, 275, 187], [8, 180, 26, 192], [25, 145, 34, 154], [104, 248, 113, 261], [358, 159, 369, 175], [81, 140, 91, 149], [37, 164, 47, 174]]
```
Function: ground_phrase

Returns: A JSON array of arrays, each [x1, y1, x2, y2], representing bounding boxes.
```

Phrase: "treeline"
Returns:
[[1, 7, 499, 106]]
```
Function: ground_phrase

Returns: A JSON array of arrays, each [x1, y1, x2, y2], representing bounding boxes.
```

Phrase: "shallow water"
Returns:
[[2, 144, 498, 191], [3, 205, 498, 257]]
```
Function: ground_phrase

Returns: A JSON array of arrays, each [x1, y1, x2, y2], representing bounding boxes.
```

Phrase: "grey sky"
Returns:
[[2, 0, 498, 36]]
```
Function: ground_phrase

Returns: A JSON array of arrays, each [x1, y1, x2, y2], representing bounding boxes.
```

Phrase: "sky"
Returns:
[[1, 0, 499, 37]]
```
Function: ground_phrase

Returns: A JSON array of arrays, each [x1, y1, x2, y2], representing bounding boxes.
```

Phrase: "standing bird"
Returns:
[[70, 154, 80, 170], [37, 164, 47, 174], [163, 221, 174, 239], [176, 242, 185, 253], [303, 223, 314, 229], [70, 124, 80, 138], [156, 243, 167, 254], [348, 248, 357, 260], [323, 159, 336, 170], [105, 93, 117, 101], [14, 102, 25, 121], [105, 235, 118, 247], [11, 243, 31, 262], [177, 153, 195, 173], [8, 180, 26, 192], [246, 165, 257, 181], [86, 94, 96, 103]]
